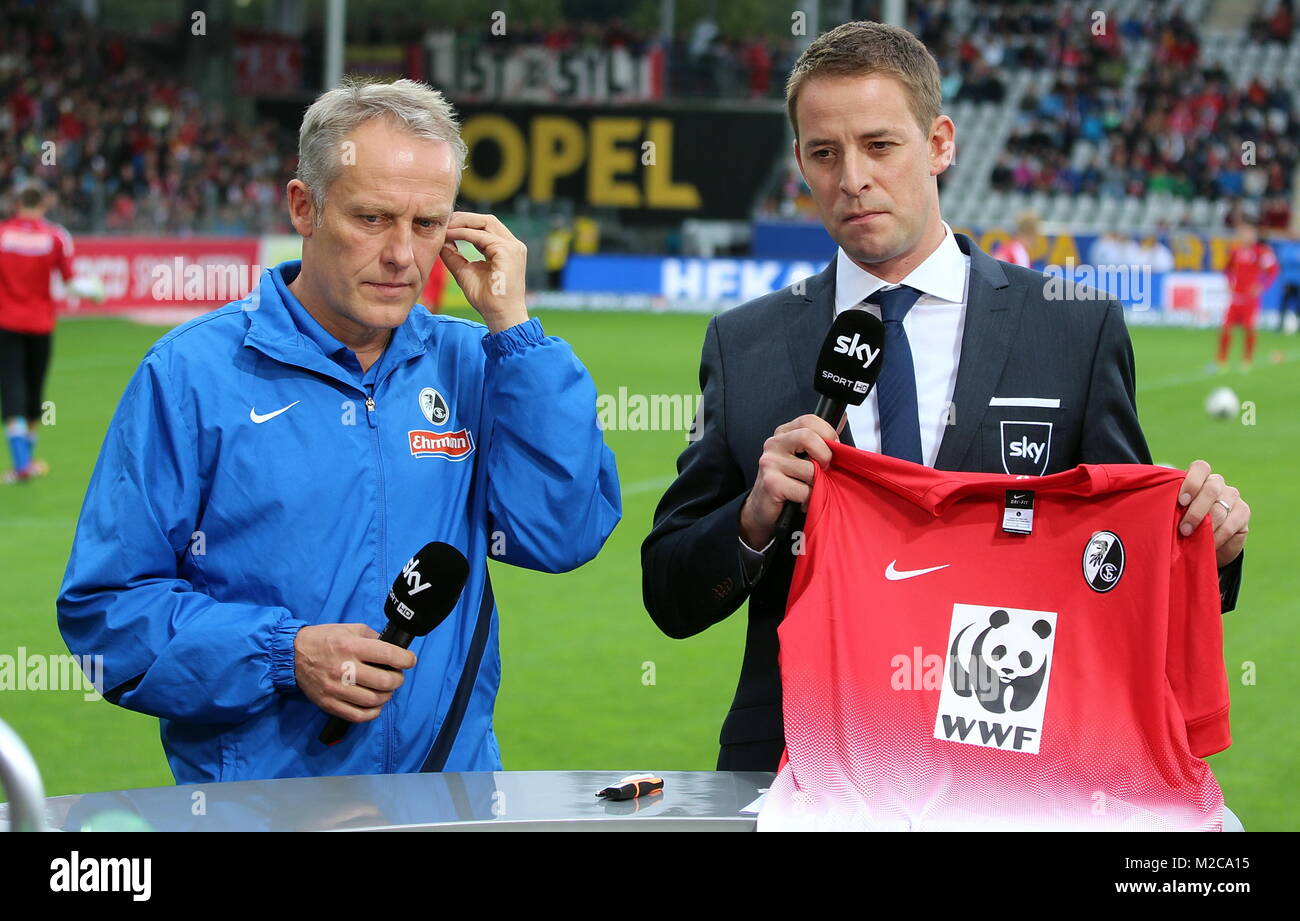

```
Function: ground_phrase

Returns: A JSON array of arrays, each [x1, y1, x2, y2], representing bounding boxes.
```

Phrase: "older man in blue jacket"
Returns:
[[57, 79, 621, 782]]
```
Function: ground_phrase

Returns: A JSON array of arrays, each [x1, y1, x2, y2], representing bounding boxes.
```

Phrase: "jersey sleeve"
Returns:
[[1166, 513, 1231, 758], [54, 224, 75, 281], [1261, 245, 1280, 286]]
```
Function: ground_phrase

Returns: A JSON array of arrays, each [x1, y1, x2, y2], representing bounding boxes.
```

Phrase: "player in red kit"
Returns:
[[0, 182, 94, 483], [1217, 221, 1278, 372], [419, 254, 447, 313], [990, 211, 1037, 268]]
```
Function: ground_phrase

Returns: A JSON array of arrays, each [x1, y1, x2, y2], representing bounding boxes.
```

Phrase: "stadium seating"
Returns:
[[6, 0, 1298, 238]]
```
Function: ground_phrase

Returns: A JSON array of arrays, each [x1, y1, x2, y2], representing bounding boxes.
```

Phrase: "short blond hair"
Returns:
[[786, 21, 942, 141], [1016, 211, 1040, 237], [296, 77, 467, 222]]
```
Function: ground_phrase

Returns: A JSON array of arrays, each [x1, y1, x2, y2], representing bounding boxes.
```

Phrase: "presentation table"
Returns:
[[1, 770, 775, 832]]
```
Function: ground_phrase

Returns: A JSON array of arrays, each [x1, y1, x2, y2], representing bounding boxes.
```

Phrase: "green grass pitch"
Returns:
[[1, 309, 1295, 830]]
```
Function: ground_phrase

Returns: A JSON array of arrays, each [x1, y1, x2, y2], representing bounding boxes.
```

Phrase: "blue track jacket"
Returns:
[[57, 261, 621, 782]]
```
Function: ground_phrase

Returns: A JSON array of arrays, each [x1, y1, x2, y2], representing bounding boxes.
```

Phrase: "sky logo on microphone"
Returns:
[[833, 332, 881, 370], [402, 556, 432, 596], [815, 310, 884, 406]]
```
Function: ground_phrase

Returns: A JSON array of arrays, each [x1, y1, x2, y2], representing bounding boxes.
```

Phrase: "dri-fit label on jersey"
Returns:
[[935, 603, 1058, 754]]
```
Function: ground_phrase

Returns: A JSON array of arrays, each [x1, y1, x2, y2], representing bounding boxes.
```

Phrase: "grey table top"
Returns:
[[1, 770, 775, 832]]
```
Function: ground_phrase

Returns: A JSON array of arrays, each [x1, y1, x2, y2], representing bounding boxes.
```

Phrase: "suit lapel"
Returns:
[[781, 233, 1023, 461], [782, 259, 856, 447], [934, 233, 1023, 469]]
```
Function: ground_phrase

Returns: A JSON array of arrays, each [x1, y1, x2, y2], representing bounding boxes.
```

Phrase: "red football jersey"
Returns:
[[0, 215, 76, 334], [758, 445, 1230, 831], [1225, 242, 1278, 308]]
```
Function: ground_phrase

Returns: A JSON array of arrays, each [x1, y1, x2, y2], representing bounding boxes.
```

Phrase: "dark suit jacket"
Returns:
[[641, 233, 1244, 771]]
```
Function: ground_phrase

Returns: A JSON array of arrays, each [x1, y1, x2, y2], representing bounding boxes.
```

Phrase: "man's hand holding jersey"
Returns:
[[1178, 459, 1250, 568], [440, 211, 529, 334]]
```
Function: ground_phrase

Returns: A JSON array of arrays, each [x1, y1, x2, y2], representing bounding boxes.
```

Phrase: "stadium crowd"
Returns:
[[958, 3, 1300, 228], [761, 3, 1299, 228], [6, 0, 1298, 234], [472, 15, 798, 101], [1, 0, 297, 235]]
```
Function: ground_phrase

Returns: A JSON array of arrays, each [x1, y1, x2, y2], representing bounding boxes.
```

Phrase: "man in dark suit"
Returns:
[[641, 21, 1251, 773]]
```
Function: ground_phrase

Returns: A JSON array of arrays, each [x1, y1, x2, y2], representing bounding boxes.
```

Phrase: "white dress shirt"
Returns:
[[739, 223, 972, 575], [833, 221, 971, 467]]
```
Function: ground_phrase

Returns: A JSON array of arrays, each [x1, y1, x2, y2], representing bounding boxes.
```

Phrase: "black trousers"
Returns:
[[717, 739, 784, 772], [0, 328, 52, 420]]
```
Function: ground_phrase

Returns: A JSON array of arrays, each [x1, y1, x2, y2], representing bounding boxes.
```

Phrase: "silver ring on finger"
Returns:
[[1216, 498, 1232, 514]]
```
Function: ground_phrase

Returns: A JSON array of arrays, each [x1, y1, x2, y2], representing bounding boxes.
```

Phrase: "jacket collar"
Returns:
[[243, 261, 430, 391], [784, 257, 850, 444], [932, 233, 1023, 470]]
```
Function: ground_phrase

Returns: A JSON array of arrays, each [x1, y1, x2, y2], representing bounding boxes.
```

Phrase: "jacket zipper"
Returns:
[[365, 385, 393, 774]]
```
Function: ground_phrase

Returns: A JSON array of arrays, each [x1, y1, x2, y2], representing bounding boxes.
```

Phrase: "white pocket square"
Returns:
[[989, 397, 1062, 408]]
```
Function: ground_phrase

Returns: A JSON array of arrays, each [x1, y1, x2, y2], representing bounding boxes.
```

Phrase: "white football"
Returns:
[[1205, 386, 1240, 420]]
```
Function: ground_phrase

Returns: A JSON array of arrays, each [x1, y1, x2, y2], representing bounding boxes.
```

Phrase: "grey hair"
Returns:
[[296, 77, 468, 223]]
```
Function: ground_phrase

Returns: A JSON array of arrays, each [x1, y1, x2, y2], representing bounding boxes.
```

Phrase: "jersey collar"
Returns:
[[828, 445, 1115, 515]]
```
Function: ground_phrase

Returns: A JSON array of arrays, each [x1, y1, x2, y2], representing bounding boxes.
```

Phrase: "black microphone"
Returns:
[[769, 309, 886, 550], [318, 542, 470, 746]]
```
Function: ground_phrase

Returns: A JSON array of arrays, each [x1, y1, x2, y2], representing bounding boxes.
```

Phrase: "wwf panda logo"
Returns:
[[1083, 531, 1125, 593], [418, 387, 450, 427], [949, 609, 1053, 714]]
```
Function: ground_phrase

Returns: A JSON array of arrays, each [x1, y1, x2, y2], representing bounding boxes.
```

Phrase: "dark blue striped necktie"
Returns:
[[866, 284, 924, 464]]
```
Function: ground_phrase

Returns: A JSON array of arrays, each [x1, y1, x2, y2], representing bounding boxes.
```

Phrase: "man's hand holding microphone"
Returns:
[[295, 624, 415, 727], [285, 542, 470, 746], [740, 414, 845, 550], [740, 309, 886, 558]]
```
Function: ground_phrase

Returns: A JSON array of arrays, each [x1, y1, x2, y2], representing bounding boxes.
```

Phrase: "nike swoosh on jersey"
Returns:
[[249, 401, 301, 424], [884, 560, 951, 581]]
